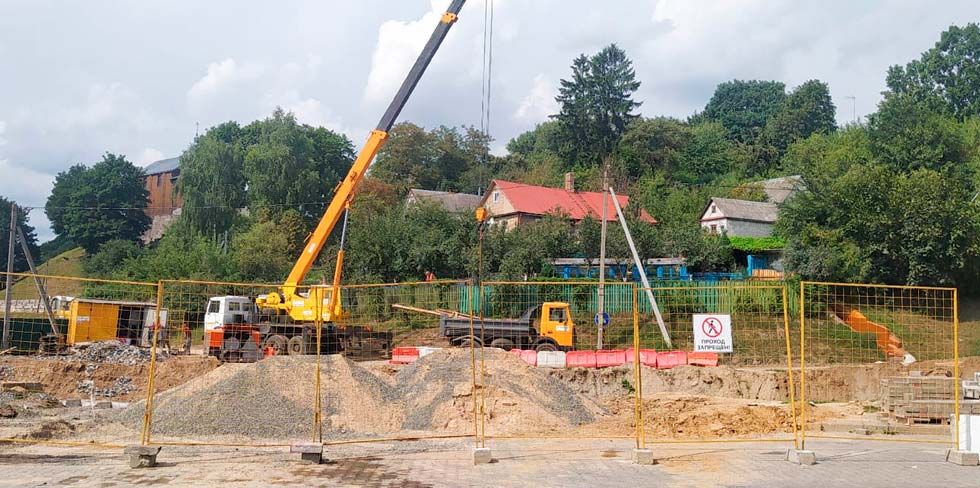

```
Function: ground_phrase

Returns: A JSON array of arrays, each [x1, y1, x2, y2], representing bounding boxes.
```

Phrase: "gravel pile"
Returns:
[[122, 349, 606, 441], [0, 364, 12, 379], [50, 341, 168, 365]]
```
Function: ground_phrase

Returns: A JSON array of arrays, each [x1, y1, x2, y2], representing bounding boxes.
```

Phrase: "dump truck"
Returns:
[[392, 302, 576, 352], [204, 1, 467, 362]]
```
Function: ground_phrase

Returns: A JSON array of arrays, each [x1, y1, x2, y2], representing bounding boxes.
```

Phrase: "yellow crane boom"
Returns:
[[259, 1, 467, 321]]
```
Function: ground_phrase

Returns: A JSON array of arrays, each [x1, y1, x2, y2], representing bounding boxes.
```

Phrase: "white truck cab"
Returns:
[[204, 296, 256, 331]]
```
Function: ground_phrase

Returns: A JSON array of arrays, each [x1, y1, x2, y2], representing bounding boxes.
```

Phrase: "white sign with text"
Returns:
[[693, 313, 732, 353]]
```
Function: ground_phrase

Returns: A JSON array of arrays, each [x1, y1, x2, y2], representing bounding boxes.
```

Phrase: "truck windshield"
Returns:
[[207, 300, 219, 314]]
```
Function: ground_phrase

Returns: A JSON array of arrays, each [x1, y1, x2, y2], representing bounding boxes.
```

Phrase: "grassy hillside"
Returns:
[[7, 247, 86, 298]]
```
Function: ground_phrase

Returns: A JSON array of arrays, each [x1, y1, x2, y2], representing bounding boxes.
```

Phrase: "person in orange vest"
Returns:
[[424, 270, 436, 282]]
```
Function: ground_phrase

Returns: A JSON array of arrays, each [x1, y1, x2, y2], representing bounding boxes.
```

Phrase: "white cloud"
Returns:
[[363, 1, 449, 105], [187, 58, 264, 106], [0, 120, 6, 147], [136, 148, 165, 166], [513, 74, 558, 127]]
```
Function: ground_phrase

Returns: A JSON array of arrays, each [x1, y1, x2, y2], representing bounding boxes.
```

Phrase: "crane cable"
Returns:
[[478, 0, 495, 196]]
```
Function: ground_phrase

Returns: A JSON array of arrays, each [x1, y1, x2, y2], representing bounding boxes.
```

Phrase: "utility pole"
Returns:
[[597, 159, 609, 350], [2, 204, 16, 350], [845, 95, 856, 123]]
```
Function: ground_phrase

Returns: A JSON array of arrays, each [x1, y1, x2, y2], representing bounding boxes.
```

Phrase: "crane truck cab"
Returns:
[[204, 296, 256, 330]]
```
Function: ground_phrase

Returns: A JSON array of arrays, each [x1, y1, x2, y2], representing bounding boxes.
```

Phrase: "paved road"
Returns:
[[1, 438, 977, 487]]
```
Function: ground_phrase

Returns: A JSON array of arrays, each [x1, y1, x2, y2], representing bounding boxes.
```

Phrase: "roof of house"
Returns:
[[701, 197, 778, 224], [406, 189, 483, 213], [143, 157, 180, 176], [484, 179, 656, 224], [754, 175, 804, 204]]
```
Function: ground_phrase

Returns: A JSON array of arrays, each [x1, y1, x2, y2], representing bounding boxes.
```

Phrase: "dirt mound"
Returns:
[[396, 349, 605, 435]]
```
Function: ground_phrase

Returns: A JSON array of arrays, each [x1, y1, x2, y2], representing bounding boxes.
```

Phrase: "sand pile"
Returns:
[[126, 349, 607, 441]]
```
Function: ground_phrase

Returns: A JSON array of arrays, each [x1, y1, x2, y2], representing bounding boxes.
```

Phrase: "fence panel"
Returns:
[[471, 281, 641, 452], [0, 272, 158, 448], [799, 282, 959, 448], [638, 284, 799, 447]]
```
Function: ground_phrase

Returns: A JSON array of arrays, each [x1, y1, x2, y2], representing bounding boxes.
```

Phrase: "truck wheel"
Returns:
[[490, 338, 515, 351], [264, 335, 288, 355], [535, 342, 557, 352], [287, 336, 306, 355], [456, 337, 482, 348]]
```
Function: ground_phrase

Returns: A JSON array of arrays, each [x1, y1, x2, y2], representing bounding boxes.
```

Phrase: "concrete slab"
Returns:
[[632, 448, 655, 465], [290, 443, 324, 464], [786, 449, 817, 465], [945, 449, 979, 466], [123, 445, 160, 468], [472, 447, 492, 465]]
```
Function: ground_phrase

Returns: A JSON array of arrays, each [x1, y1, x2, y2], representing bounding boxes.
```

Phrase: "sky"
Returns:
[[1, 0, 979, 242]]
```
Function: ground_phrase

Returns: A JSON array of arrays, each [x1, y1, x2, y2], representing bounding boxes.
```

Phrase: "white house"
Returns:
[[699, 198, 779, 237]]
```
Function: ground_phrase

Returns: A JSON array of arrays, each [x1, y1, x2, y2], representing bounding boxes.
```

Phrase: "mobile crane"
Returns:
[[205, 0, 468, 362]]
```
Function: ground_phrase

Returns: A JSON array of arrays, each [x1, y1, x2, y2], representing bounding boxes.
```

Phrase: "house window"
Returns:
[[492, 191, 499, 203], [156, 174, 162, 187], [711, 205, 717, 214], [710, 224, 717, 233]]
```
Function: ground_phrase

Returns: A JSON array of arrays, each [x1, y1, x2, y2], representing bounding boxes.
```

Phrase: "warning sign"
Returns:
[[693, 314, 732, 353]]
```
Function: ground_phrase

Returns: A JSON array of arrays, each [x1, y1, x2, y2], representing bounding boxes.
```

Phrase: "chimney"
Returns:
[[563, 172, 575, 192]]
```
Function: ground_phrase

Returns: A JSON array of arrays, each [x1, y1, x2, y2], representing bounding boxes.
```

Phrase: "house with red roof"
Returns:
[[479, 173, 655, 230]]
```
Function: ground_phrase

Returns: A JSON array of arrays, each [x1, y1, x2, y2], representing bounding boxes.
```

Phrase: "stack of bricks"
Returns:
[[881, 375, 956, 424]]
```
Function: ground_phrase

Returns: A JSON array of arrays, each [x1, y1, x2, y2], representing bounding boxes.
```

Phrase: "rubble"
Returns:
[[77, 377, 135, 398], [42, 341, 168, 366]]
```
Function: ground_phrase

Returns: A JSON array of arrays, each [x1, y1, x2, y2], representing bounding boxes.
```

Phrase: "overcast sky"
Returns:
[[2, 0, 978, 242]]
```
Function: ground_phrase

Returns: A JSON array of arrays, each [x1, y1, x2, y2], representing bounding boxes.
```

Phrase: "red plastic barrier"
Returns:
[[656, 350, 688, 369], [519, 349, 537, 366], [595, 349, 627, 368], [390, 347, 420, 364], [687, 351, 720, 367], [566, 350, 598, 368], [509, 349, 522, 357], [624, 348, 658, 367]]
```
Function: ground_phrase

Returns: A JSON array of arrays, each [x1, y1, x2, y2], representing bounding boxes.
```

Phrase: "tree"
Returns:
[[241, 109, 354, 225], [867, 93, 966, 172], [762, 80, 837, 152], [554, 44, 642, 168], [178, 122, 246, 235], [703, 80, 786, 143], [0, 198, 39, 273], [230, 208, 309, 283], [777, 163, 980, 286], [112, 219, 234, 282], [372, 123, 490, 193], [886, 23, 980, 120], [781, 125, 873, 192], [45, 153, 149, 254], [83, 239, 142, 278], [616, 117, 689, 180]]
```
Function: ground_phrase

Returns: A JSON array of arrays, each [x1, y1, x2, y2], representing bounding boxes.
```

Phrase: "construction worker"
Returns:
[[181, 323, 192, 355], [424, 270, 436, 282]]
